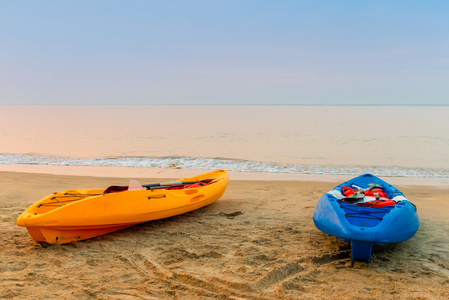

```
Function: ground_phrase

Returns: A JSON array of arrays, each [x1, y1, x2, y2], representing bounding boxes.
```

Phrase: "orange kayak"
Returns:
[[17, 169, 228, 245]]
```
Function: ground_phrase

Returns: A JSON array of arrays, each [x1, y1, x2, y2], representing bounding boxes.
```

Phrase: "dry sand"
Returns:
[[1, 170, 449, 299]]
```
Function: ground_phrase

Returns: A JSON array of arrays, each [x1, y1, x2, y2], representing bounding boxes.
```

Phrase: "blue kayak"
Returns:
[[313, 174, 419, 262]]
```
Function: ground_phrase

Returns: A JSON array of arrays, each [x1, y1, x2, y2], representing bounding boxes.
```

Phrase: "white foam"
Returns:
[[0, 153, 448, 178]]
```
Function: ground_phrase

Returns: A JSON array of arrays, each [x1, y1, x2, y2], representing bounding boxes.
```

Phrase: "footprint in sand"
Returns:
[[6, 261, 28, 271]]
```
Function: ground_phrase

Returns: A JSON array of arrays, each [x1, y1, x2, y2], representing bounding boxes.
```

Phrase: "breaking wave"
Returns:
[[1, 153, 448, 178]]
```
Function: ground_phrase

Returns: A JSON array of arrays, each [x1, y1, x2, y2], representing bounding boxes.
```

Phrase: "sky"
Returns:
[[1, 0, 448, 105]]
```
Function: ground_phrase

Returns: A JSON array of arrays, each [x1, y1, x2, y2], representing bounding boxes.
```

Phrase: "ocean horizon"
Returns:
[[2, 104, 449, 106]]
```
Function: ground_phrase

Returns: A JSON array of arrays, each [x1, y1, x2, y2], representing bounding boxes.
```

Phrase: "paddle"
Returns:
[[142, 178, 216, 190], [103, 178, 217, 194]]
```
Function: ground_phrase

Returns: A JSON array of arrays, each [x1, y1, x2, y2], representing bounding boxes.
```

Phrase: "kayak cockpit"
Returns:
[[337, 200, 395, 227]]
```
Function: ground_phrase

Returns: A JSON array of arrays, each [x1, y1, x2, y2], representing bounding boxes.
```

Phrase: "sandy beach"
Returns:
[[1, 169, 448, 299], [3, 0, 449, 297]]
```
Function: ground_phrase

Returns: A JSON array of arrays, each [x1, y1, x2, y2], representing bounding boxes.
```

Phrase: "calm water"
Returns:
[[1, 105, 448, 177]]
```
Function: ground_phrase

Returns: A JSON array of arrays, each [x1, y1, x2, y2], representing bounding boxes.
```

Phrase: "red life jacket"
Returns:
[[358, 199, 396, 207], [342, 186, 395, 207], [364, 188, 388, 198], [342, 186, 362, 198]]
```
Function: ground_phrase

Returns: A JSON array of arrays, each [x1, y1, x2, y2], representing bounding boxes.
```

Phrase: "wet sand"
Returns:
[[1, 170, 449, 299]]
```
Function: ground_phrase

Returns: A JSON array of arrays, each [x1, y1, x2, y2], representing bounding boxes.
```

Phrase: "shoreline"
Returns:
[[1, 164, 449, 187]]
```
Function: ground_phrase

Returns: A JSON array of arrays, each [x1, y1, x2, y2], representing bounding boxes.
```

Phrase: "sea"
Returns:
[[1, 105, 448, 178]]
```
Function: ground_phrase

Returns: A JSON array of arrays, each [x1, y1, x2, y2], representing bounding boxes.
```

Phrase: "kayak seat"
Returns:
[[103, 185, 128, 194], [103, 180, 145, 194], [128, 180, 145, 191]]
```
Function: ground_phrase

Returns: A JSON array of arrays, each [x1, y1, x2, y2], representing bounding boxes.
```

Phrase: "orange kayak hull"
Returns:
[[17, 170, 228, 245]]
